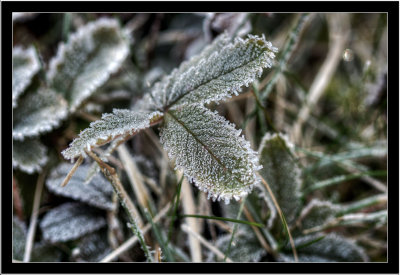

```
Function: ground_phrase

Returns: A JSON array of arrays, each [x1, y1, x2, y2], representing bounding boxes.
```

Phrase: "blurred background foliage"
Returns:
[[12, 13, 387, 262]]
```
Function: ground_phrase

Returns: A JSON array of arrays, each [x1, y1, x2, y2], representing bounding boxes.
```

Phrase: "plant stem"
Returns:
[[179, 214, 263, 228], [61, 156, 83, 187], [23, 169, 46, 262], [85, 149, 153, 262]]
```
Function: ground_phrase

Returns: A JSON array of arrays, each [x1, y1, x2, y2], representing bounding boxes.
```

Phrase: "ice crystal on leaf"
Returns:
[[13, 88, 68, 140], [279, 233, 368, 262], [12, 46, 40, 108], [160, 104, 261, 203], [297, 199, 341, 231], [13, 138, 48, 174], [40, 202, 106, 243], [62, 109, 163, 160], [134, 33, 277, 111], [47, 18, 129, 112], [46, 163, 115, 211]]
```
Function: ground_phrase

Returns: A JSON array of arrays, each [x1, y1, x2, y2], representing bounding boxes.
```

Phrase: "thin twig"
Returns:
[[85, 149, 152, 261], [181, 224, 233, 262], [60, 156, 83, 187], [100, 202, 170, 262], [23, 170, 46, 262]]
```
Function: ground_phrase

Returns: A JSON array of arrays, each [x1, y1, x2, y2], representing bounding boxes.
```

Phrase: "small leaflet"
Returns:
[[40, 202, 106, 243], [258, 133, 302, 225], [13, 138, 48, 174], [297, 199, 341, 231], [13, 88, 68, 141], [47, 18, 129, 112], [279, 233, 368, 262], [135, 33, 277, 112], [62, 109, 163, 160], [160, 104, 261, 203], [12, 46, 40, 108], [46, 163, 115, 211]]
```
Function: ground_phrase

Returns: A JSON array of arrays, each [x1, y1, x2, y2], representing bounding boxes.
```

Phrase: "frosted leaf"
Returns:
[[13, 138, 48, 174], [13, 217, 27, 261], [139, 33, 277, 111], [160, 104, 261, 202], [46, 163, 114, 211], [73, 229, 112, 262], [166, 34, 277, 109], [13, 88, 68, 140], [258, 133, 302, 225], [40, 202, 106, 243], [47, 18, 129, 112], [212, 227, 266, 262], [12, 46, 40, 108], [297, 199, 341, 231], [62, 109, 163, 160], [280, 233, 368, 262]]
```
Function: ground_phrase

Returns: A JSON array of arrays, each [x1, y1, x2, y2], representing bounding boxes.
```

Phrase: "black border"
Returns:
[[3, 1, 399, 274]]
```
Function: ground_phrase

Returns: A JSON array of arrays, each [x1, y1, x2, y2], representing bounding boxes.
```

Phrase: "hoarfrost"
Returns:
[[40, 202, 106, 243], [160, 104, 261, 202], [13, 138, 48, 174]]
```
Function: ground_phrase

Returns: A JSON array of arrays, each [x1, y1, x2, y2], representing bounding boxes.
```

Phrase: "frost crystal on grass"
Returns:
[[13, 138, 48, 174], [12, 46, 40, 108], [297, 199, 341, 231], [40, 202, 106, 243], [13, 88, 68, 140], [46, 163, 115, 211], [62, 109, 163, 160], [47, 18, 129, 112], [160, 104, 261, 203]]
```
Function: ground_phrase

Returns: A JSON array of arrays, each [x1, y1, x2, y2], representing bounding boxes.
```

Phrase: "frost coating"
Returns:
[[13, 138, 48, 174], [40, 202, 106, 243], [47, 18, 129, 112], [258, 132, 302, 224], [136, 33, 277, 111], [62, 109, 163, 160], [160, 104, 261, 203], [12, 46, 40, 108], [297, 199, 341, 231], [13, 88, 68, 140], [46, 163, 115, 211], [280, 233, 368, 262]]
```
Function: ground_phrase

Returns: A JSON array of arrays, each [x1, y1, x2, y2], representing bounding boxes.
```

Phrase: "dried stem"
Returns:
[[178, 170, 202, 262], [85, 149, 152, 261], [100, 202, 171, 262], [60, 155, 83, 187], [181, 224, 232, 262], [23, 170, 46, 262]]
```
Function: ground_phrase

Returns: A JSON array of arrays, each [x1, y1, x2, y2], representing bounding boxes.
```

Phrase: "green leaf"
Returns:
[[13, 217, 27, 261], [13, 138, 48, 174], [13, 46, 40, 108], [30, 242, 63, 262], [13, 88, 68, 140], [160, 104, 261, 203], [47, 18, 129, 112], [258, 133, 302, 225], [72, 229, 112, 262], [138, 33, 277, 111], [296, 199, 340, 231], [213, 228, 266, 262], [62, 109, 163, 160], [46, 163, 115, 211], [40, 202, 106, 243], [280, 233, 368, 262]]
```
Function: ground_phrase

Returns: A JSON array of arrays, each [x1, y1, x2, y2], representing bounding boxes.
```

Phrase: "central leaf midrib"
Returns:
[[165, 44, 265, 109], [166, 111, 227, 171]]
